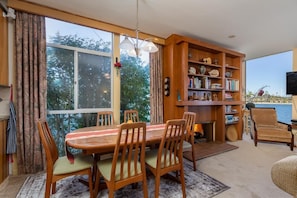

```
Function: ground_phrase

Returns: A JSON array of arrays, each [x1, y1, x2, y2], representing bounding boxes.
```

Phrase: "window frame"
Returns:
[[47, 42, 114, 115]]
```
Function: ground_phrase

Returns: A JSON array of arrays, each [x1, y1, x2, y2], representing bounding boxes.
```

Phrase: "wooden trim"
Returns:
[[0, 15, 8, 85], [173, 34, 245, 57], [7, 0, 165, 45]]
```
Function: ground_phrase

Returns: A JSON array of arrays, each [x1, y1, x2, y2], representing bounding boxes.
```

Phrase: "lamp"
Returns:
[[119, 0, 158, 57]]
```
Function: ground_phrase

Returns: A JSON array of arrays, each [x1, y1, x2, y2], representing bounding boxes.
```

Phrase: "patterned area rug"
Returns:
[[16, 161, 229, 198]]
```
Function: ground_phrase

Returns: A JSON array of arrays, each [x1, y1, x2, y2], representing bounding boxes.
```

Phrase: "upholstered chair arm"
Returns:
[[276, 121, 291, 131]]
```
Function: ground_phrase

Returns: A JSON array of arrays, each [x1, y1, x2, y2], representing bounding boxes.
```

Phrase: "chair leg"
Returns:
[[155, 173, 161, 198], [191, 146, 197, 171], [108, 190, 114, 198], [142, 175, 148, 198], [180, 167, 186, 198], [88, 169, 94, 198], [94, 168, 100, 197], [45, 174, 52, 198]]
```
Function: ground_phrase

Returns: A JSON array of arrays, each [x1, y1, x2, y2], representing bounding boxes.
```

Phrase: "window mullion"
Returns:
[[74, 50, 78, 110]]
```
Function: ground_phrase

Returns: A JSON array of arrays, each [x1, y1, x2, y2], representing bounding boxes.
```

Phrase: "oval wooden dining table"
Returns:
[[65, 123, 166, 155]]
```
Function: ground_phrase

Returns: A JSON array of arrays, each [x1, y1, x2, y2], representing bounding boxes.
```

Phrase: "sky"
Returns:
[[45, 18, 112, 43], [246, 51, 293, 96], [46, 18, 149, 64]]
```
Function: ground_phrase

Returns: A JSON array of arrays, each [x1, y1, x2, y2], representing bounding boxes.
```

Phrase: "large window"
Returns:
[[46, 18, 113, 155], [46, 18, 113, 114], [46, 18, 151, 155], [119, 36, 150, 123], [246, 51, 292, 123]]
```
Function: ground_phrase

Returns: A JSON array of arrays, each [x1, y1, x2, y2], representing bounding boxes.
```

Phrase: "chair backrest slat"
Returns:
[[158, 119, 186, 168], [183, 112, 196, 142], [97, 111, 114, 126], [124, 110, 139, 123], [111, 122, 146, 181], [37, 120, 59, 171]]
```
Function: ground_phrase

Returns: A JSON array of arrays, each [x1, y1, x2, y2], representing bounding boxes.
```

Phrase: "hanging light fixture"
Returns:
[[119, 0, 158, 57]]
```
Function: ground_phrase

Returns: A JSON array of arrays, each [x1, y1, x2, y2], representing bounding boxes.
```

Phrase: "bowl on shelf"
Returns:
[[189, 67, 196, 74], [209, 69, 219, 77]]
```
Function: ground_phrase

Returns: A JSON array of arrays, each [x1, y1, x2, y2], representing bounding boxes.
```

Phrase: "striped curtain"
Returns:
[[15, 11, 47, 174], [150, 44, 164, 124]]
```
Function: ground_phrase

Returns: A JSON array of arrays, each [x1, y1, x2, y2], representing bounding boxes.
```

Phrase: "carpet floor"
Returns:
[[16, 160, 229, 198], [183, 142, 238, 161]]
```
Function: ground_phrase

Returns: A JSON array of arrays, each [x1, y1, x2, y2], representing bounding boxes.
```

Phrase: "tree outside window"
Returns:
[[46, 18, 150, 156]]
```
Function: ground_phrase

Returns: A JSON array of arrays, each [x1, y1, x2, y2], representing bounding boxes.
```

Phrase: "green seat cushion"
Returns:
[[145, 149, 179, 168], [53, 153, 93, 175], [98, 157, 142, 181]]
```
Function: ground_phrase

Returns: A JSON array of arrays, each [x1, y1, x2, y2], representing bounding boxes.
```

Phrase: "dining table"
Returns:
[[65, 123, 166, 156]]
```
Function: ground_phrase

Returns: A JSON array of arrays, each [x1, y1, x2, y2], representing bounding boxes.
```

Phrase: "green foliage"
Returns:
[[47, 113, 97, 156], [120, 55, 150, 123], [47, 47, 74, 110], [48, 33, 111, 53], [46, 33, 150, 156]]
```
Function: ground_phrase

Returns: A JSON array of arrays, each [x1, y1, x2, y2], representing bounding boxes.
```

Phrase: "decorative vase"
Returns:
[[200, 66, 206, 75]]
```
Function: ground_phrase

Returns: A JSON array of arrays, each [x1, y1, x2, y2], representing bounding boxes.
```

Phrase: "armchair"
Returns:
[[250, 107, 294, 150]]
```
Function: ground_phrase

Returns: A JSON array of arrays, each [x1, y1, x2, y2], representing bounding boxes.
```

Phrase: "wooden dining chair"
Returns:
[[182, 111, 197, 171], [123, 109, 139, 123], [96, 111, 114, 126], [94, 122, 148, 197], [37, 120, 94, 198], [145, 119, 186, 198]]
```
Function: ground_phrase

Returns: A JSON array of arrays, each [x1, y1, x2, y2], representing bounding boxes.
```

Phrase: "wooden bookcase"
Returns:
[[163, 34, 245, 142]]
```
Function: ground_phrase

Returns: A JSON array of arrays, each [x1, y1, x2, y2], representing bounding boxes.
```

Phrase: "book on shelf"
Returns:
[[202, 77, 211, 89], [225, 115, 234, 124], [225, 79, 239, 91], [225, 93, 233, 100]]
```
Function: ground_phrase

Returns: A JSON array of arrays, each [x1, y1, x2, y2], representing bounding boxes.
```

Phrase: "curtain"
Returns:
[[15, 11, 47, 174], [150, 44, 164, 124]]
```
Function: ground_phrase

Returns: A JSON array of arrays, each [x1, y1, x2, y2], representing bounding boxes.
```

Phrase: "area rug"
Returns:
[[16, 161, 230, 198], [183, 142, 238, 161]]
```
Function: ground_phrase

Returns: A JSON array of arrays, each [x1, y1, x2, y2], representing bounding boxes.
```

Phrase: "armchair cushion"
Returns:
[[256, 126, 292, 141], [252, 109, 278, 126]]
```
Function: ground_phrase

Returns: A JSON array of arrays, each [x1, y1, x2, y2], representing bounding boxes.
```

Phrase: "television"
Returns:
[[286, 71, 297, 95]]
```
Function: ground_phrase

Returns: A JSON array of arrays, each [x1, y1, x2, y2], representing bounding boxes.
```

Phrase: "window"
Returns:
[[46, 18, 152, 156], [46, 18, 113, 155], [119, 36, 151, 123], [46, 18, 113, 114], [246, 51, 292, 123]]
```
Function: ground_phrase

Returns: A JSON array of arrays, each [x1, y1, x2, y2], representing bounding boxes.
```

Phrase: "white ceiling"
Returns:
[[25, 0, 297, 60]]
